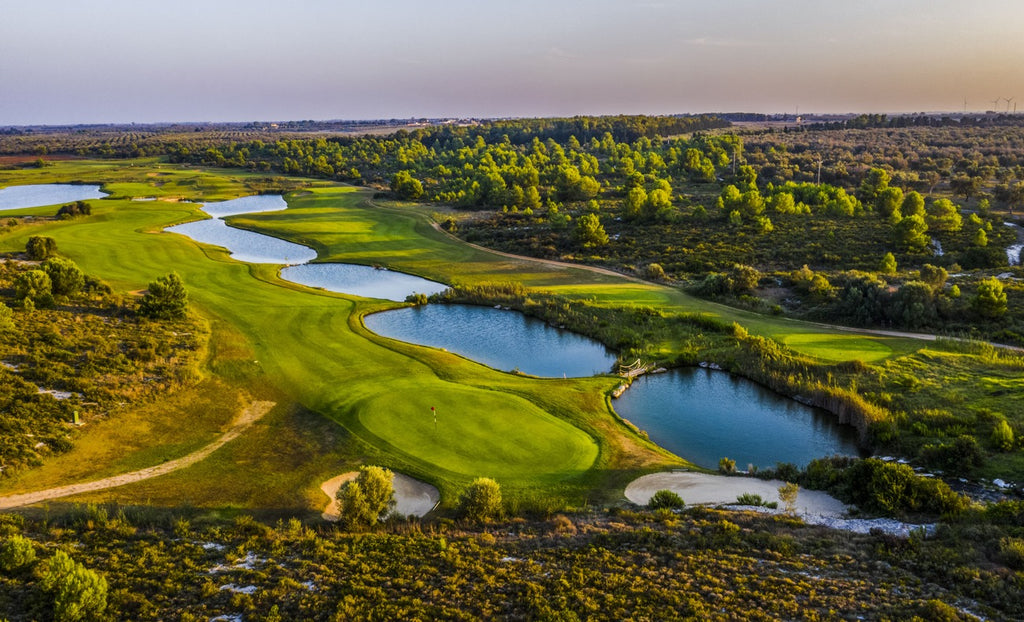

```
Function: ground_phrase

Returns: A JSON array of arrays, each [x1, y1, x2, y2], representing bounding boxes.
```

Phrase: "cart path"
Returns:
[[0, 400, 276, 510]]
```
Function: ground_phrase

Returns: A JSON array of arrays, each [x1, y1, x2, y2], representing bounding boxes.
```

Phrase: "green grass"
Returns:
[[8, 160, 1002, 511], [0, 162, 680, 510]]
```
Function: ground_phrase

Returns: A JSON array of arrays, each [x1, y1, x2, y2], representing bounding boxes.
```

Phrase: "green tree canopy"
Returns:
[[338, 465, 396, 529], [458, 477, 503, 522], [43, 257, 85, 298], [973, 277, 1007, 318], [139, 273, 189, 320], [574, 213, 609, 248], [26, 235, 58, 260], [893, 215, 930, 252]]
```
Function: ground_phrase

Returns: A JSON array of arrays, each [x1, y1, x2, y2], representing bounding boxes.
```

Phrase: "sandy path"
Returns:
[[0, 401, 276, 510], [321, 470, 440, 520], [625, 471, 849, 516]]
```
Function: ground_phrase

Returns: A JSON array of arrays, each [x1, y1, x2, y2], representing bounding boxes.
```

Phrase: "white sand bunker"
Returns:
[[321, 471, 440, 521], [625, 471, 849, 516]]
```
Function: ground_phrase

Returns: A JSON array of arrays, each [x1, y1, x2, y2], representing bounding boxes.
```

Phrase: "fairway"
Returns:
[[0, 160, 935, 510]]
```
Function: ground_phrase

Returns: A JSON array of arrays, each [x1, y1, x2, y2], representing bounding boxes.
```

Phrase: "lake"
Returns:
[[281, 263, 447, 302], [613, 367, 862, 469], [364, 304, 618, 377], [166, 217, 318, 265], [0, 184, 107, 211]]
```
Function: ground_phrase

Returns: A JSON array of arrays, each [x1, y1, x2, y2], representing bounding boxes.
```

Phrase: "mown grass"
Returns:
[[0, 162, 679, 511], [6, 160, 1019, 511]]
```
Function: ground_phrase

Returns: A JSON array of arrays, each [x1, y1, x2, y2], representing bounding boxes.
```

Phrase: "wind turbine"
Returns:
[[1006, 97, 1015, 113], [992, 97, 1002, 112]]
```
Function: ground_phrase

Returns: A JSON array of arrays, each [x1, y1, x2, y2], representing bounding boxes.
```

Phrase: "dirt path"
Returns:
[[0, 401, 276, 510]]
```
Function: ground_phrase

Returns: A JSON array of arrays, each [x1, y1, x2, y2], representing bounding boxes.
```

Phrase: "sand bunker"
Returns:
[[625, 471, 849, 516], [321, 471, 440, 521]]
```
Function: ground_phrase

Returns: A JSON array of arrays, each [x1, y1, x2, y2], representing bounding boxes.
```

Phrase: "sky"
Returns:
[[3, 0, 1024, 125]]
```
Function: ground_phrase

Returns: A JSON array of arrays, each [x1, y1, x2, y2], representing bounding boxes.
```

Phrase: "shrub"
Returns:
[[43, 257, 85, 298], [999, 537, 1024, 570], [40, 550, 108, 622], [991, 420, 1015, 452], [459, 477, 503, 522], [648, 490, 685, 509], [0, 534, 36, 572], [138, 273, 188, 320], [718, 457, 736, 474], [26, 235, 57, 260], [337, 466, 396, 530], [14, 269, 54, 307]]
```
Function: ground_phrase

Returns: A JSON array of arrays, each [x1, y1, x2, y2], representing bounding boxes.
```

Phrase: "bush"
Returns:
[[718, 457, 736, 474], [25, 235, 57, 260], [991, 420, 1015, 452], [43, 257, 85, 298], [337, 466, 396, 530], [14, 269, 54, 307], [138, 273, 188, 320], [458, 477, 503, 522], [648, 489, 685, 509], [0, 534, 36, 572], [40, 550, 108, 622]]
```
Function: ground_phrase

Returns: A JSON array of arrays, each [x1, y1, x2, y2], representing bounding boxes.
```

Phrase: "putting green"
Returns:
[[353, 381, 599, 479], [781, 333, 894, 363]]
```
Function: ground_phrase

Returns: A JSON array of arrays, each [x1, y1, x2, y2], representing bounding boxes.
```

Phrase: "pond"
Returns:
[[613, 367, 863, 469], [363, 304, 618, 378], [199, 194, 288, 218], [166, 217, 317, 265], [281, 263, 447, 302], [0, 184, 107, 211]]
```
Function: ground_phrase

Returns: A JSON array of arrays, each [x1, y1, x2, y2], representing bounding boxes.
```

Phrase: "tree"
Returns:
[[40, 550, 108, 622], [902, 190, 925, 217], [973, 277, 1007, 318], [879, 252, 897, 275], [876, 186, 904, 220], [43, 257, 85, 298], [973, 227, 988, 247], [624, 187, 647, 220], [15, 269, 54, 307], [894, 215, 929, 252], [338, 465, 396, 529], [919, 264, 948, 291], [890, 281, 937, 329], [778, 482, 799, 514], [926, 198, 962, 232], [391, 170, 424, 200], [139, 273, 188, 320], [574, 213, 608, 248], [858, 167, 891, 205], [648, 489, 685, 509], [26, 235, 58, 260], [458, 477, 502, 522]]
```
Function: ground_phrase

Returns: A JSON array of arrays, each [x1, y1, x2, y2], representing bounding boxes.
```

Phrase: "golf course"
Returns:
[[0, 159, 944, 513]]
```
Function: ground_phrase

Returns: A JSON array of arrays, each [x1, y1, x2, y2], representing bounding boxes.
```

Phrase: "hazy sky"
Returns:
[[3, 0, 1024, 124]]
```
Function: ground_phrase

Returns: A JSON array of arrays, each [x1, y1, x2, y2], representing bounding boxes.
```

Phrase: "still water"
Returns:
[[614, 367, 862, 469], [0, 184, 107, 211], [364, 304, 617, 377]]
